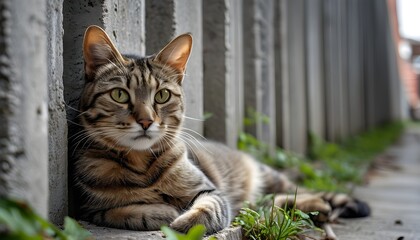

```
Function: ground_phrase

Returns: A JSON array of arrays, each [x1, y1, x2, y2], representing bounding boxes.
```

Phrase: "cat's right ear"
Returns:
[[154, 33, 193, 79], [83, 25, 127, 80]]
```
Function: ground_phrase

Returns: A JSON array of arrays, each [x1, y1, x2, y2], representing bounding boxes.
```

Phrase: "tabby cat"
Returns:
[[74, 25, 369, 234]]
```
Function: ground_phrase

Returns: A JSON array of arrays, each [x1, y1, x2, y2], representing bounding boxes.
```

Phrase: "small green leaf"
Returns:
[[185, 225, 206, 239], [62, 217, 92, 240], [161, 226, 182, 240]]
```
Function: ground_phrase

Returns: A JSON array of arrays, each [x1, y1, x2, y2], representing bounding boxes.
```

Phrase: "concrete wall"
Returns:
[[0, 0, 49, 218], [0, 0, 406, 226]]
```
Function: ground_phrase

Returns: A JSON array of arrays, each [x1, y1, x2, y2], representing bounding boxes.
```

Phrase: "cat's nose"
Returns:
[[138, 119, 153, 130]]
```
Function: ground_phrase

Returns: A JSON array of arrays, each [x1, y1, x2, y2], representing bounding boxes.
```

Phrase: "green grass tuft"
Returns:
[[233, 195, 320, 240]]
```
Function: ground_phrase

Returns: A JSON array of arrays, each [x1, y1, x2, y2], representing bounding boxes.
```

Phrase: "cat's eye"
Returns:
[[155, 89, 171, 104], [110, 88, 129, 103]]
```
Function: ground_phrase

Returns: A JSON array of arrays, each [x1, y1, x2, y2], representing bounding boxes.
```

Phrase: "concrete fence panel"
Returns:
[[305, 0, 325, 140], [203, 0, 244, 148], [243, 0, 277, 153], [347, 0, 365, 135], [47, 0, 67, 224], [280, 0, 307, 154]]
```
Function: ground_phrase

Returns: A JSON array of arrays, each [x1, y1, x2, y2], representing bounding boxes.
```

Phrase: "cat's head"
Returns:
[[79, 25, 192, 151]]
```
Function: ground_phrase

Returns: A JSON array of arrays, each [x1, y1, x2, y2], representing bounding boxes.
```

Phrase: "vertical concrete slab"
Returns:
[[231, 0, 244, 145], [242, 0, 258, 137], [146, 0, 203, 135], [347, 0, 364, 135], [373, 0, 392, 124], [243, 0, 277, 153], [145, 0, 175, 54], [103, 0, 145, 55], [324, 0, 344, 141], [305, 0, 325, 140], [0, 0, 49, 217], [275, 0, 290, 149], [47, 0, 67, 224], [385, 1, 405, 121], [361, 1, 376, 129], [202, 0, 243, 148], [278, 0, 307, 153], [338, 0, 350, 139]]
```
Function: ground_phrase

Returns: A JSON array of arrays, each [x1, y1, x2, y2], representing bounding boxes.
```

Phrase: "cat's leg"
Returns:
[[170, 190, 231, 234], [88, 204, 179, 230]]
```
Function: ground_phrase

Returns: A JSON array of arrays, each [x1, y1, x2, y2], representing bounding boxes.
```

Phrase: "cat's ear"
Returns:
[[154, 33, 193, 75], [83, 25, 127, 80]]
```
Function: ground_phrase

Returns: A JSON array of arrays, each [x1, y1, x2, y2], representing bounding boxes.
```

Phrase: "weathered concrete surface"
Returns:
[[0, 0, 49, 217], [305, 0, 325, 140], [277, 0, 307, 154], [346, 0, 364, 136], [82, 221, 242, 240], [103, 0, 145, 56], [243, 0, 277, 154], [203, 0, 244, 148], [323, 0, 346, 142], [47, 0, 68, 224], [332, 128, 420, 239]]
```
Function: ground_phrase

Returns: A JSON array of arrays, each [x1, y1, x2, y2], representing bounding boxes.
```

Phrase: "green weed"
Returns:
[[233, 195, 320, 240]]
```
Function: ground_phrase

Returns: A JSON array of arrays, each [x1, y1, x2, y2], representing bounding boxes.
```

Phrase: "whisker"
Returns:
[[65, 103, 82, 113], [183, 115, 205, 122], [67, 119, 84, 127]]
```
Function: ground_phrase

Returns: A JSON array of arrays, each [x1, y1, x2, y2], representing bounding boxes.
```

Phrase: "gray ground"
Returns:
[[84, 128, 420, 240], [331, 127, 420, 240]]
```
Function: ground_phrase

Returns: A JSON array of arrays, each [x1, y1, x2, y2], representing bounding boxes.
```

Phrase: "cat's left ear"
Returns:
[[154, 33, 193, 78]]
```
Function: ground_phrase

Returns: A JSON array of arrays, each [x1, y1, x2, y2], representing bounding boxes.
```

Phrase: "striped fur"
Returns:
[[74, 26, 369, 234]]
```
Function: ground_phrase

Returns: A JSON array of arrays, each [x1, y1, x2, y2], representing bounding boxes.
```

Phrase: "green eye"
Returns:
[[110, 88, 129, 103], [155, 89, 171, 104]]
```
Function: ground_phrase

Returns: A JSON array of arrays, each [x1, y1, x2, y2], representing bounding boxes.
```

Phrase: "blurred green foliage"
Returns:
[[0, 198, 91, 240], [238, 108, 404, 192], [305, 122, 405, 191]]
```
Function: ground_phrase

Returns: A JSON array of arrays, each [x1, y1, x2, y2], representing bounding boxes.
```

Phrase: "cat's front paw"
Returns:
[[170, 208, 224, 234]]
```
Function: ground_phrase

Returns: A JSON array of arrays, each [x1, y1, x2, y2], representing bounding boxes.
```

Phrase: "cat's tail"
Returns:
[[320, 192, 371, 220]]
